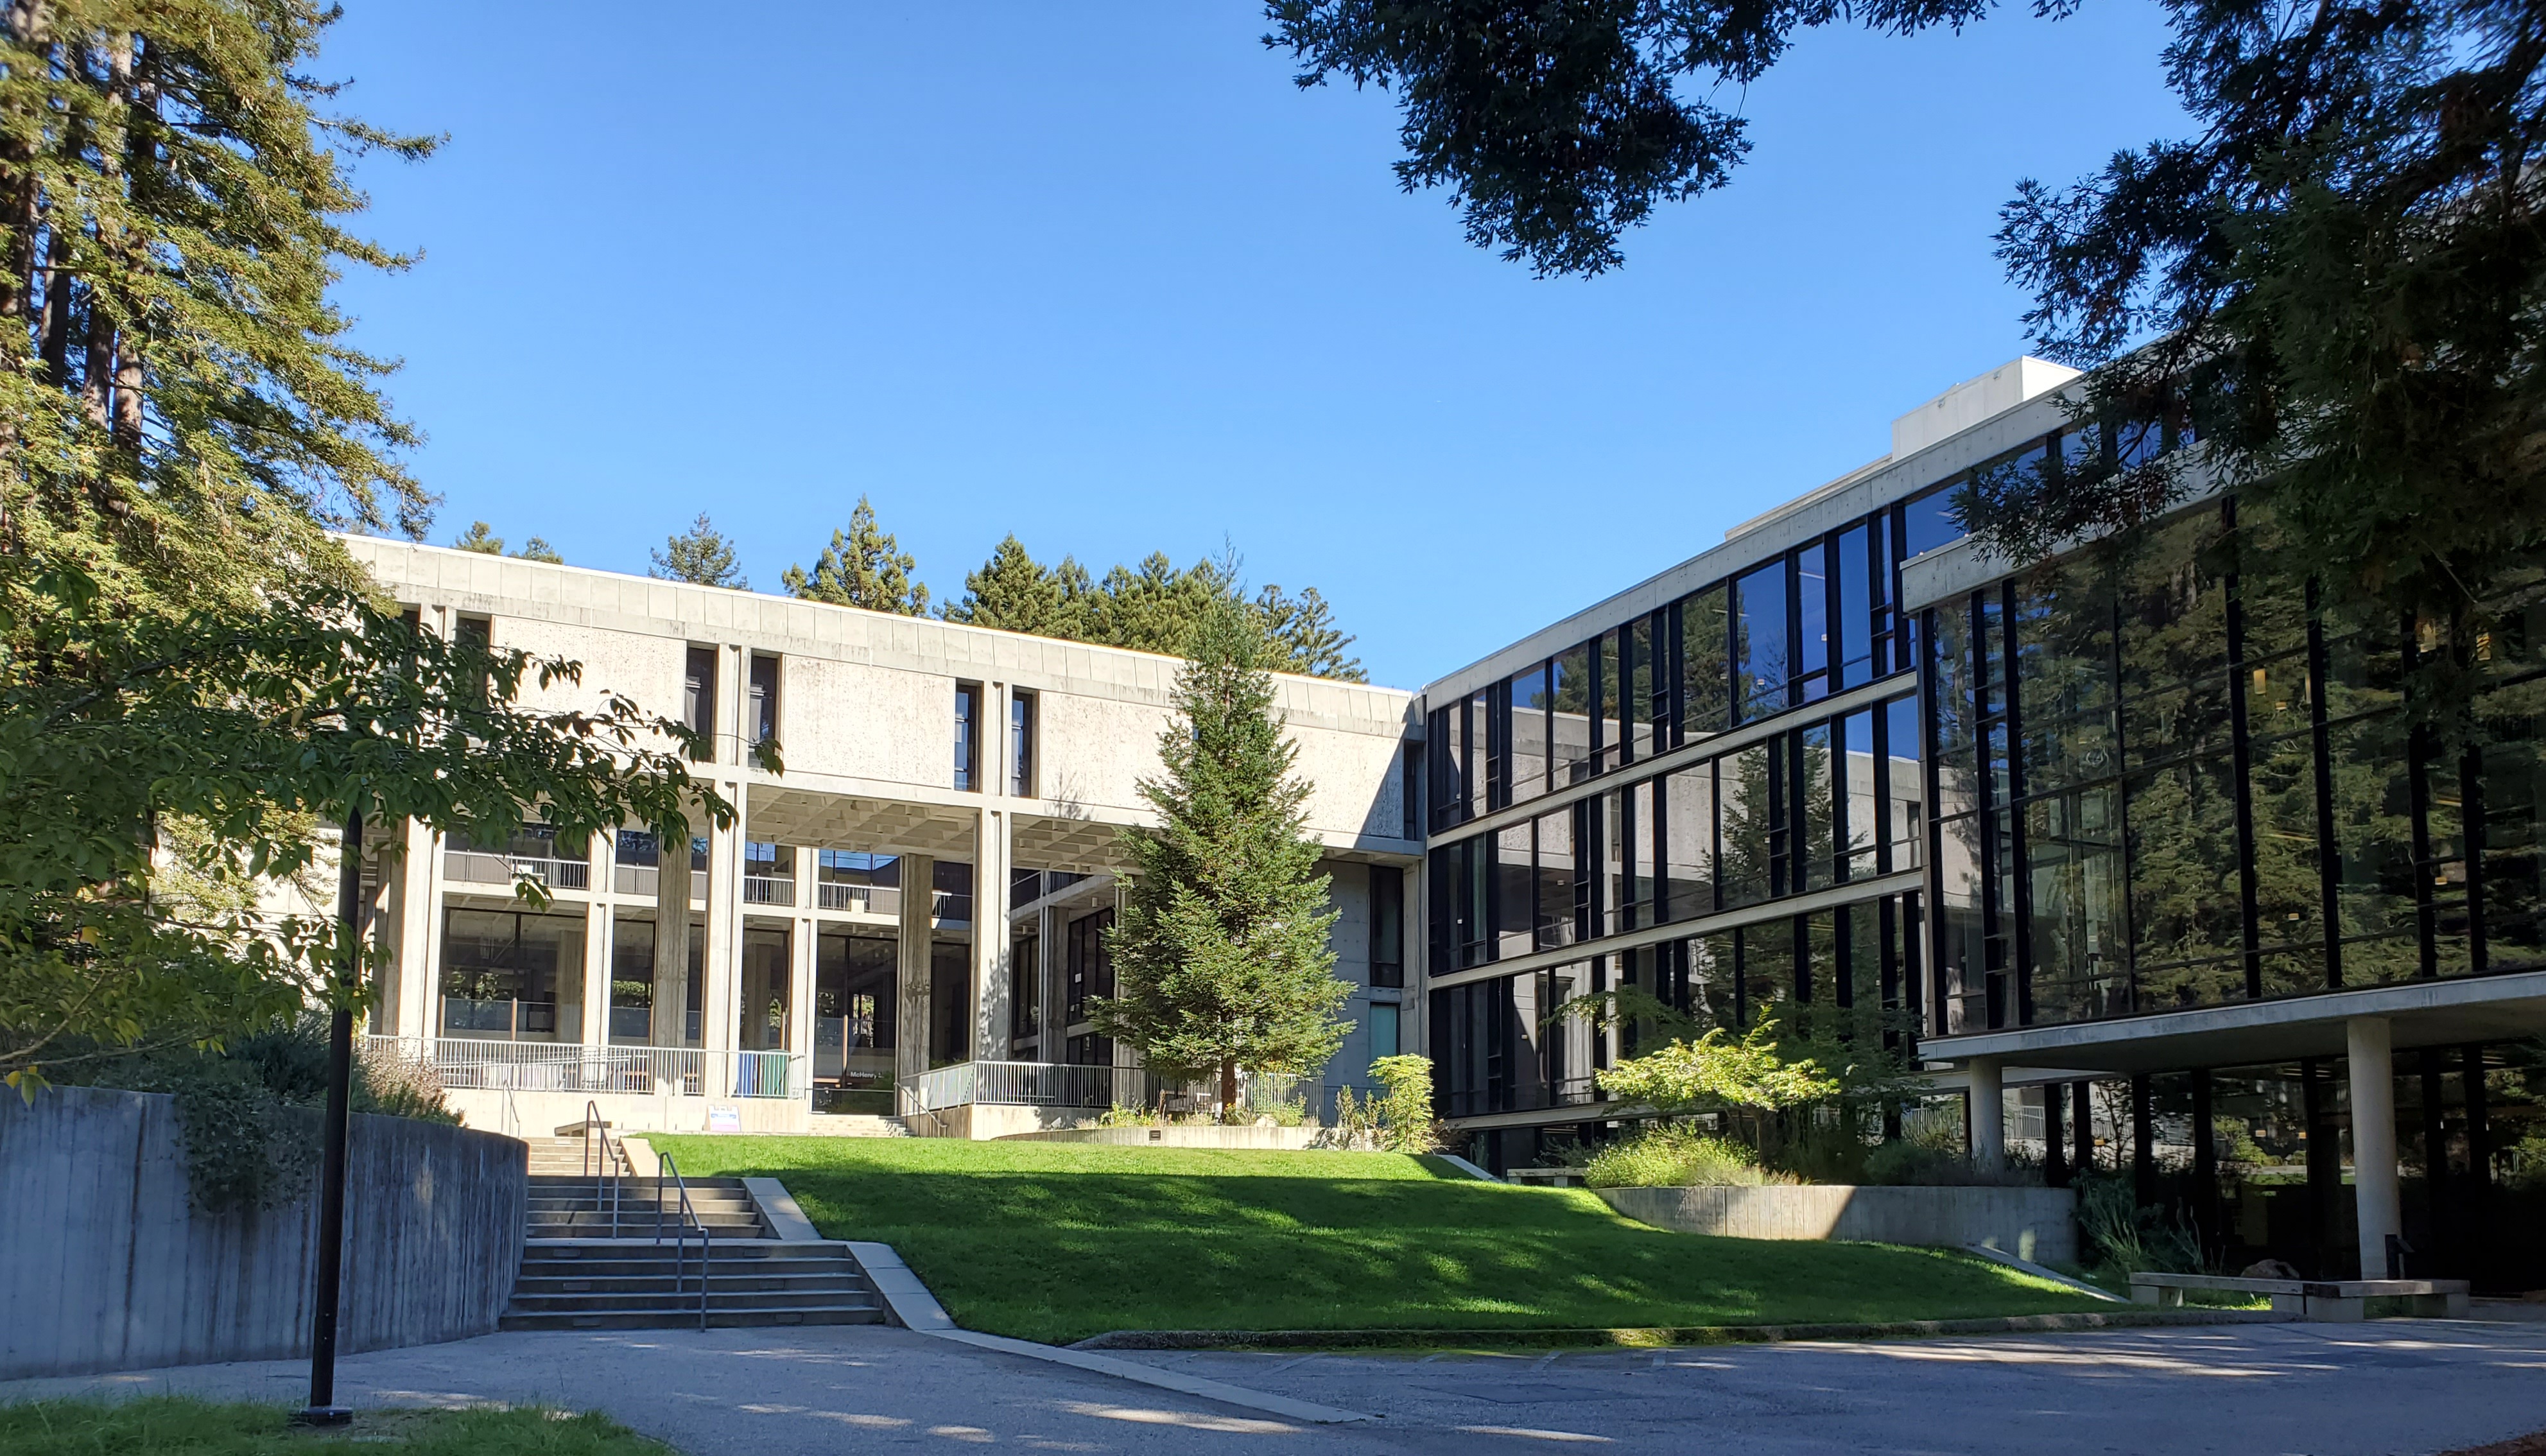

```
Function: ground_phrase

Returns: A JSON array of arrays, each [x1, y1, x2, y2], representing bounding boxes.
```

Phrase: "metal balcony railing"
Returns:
[[903, 1059, 1167, 1113], [446, 849, 591, 891], [741, 874, 795, 906], [367, 1035, 804, 1100]]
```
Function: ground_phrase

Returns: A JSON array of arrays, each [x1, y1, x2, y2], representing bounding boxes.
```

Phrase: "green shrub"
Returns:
[[1369, 1053, 1442, 1153], [1095, 1102, 1152, 1129], [2075, 1171, 2204, 1274], [1583, 1123, 1794, 1188]]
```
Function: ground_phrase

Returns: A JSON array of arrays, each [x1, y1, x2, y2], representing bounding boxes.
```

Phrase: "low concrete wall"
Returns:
[[998, 1125, 1376, 1150], [0, 1084, 526, 1380], [442, 1087, 808, 1138], [1597, 1184, 2077, 1263], [901, 1103, 1105, 1140]]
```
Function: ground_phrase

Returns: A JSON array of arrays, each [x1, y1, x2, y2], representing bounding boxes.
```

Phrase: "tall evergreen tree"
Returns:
[[453, 520, 501, 553], [783, 494, 928, 615], [1091, 598, 1351, 1111], [0, 2, 724, 1084], [1090, 551, 1231, 657], [517, 535, 562, 564], [1254, 583, 1364, 682], [650, 512, 745, 588], [939, 533, 1095, 637]]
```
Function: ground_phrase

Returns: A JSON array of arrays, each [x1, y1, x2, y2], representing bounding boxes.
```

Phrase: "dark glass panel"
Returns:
[[2024, 784, 2129, 1025], [1535, 807, 1579, 950], [2479, 684, 2546, 973], [1840, 708, 1880, 878], [1801, 722, 1837, 892], [1884, 692, 1924, 870], [1627, 617, 1656, 763], [2126, 758, 2247, 1009], [1692, 931, 1739, 1029], [1507, 662, 1552, 805], [1797, 542, 1830, 703], [2247, 661, 2325, 996], [1662, 765, 1717, 921], [1930, 598, 1982, 824], [1496, 822, 1536, 959], [1597, 631, 1623, 774], [2326, 713, 2420, 987], [1934, 815, 1986, 1033], [1719, 743, 1776, 909], [1551, 643, 1593, 786], [1901, 483, 1964, 560], [2428, 754, 2473, 978], [1735, 559, 1791, 721], [1835, 523, 1872, 690], [2014, 555, 2120, 798], [1679, 585, 1732, 740]]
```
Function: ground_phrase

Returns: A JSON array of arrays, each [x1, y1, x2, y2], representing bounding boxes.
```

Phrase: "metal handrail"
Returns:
[[654, 1150, 711, 1331], [581, 1099, 628, 1237]]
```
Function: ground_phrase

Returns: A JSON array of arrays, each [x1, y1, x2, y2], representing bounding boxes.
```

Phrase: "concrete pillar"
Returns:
[[1037, 903, 1062, 1053], [393, 819, 439, 1041], [894, 852, 936, 1109], [650, 819, 692, 1050], [788, 910, 817, 1102], [2348, 1016, 2403, 1278], [579, 894, 609, 1049], [1968, 1056, 2005, 1172], [973, 804, 1012, 1062], [700, 795, 744, 1055]]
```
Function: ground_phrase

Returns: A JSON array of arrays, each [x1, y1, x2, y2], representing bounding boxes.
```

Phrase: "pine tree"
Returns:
[[1090, 551, 1232, 656], [1254, 583, 1365, 682], [1091, 597, 1351, 1111], [650, 512, 745, 589], [517, 536, 562, 564], [783, 495, 928, 615], [939, 534, 1094, 637], [453, 521, 502, 554]]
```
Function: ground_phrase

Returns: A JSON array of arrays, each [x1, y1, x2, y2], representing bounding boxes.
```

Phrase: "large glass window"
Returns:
[[1369, 865, 1406, 988], [1551, 643, 1592, 786], [1507, 663, 1552, 805], [1796, 542, 1830, 704], [440, 908, 585, 1042], [1661, 764, 1716, 921], [1735, 559, 1790, 722], [1679, 584, 1731, 741], [954, 682, 981, 792]]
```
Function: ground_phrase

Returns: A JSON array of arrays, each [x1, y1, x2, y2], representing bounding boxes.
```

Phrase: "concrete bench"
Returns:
[[1506, 1167, 1586, 1187], [2129, 1272, 2470, 1321]]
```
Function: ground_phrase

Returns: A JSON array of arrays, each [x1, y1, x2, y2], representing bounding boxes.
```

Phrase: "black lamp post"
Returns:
[[295, 805, 364, 1427]]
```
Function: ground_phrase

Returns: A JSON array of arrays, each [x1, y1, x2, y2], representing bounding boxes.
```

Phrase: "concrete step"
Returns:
[[497, 1304, 882, 1331], [515, 1270, 863, 1296], [523, 1238, 832, 1259], [507, 1285, 873, 1313], [529, 1217, 764, 1238], [518, 1250, 856, 1274]]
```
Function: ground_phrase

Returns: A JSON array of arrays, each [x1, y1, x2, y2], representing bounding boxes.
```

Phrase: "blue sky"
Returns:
[[321, 2, 2187, 690]]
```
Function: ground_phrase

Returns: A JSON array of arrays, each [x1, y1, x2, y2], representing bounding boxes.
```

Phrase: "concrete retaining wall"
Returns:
[[1597, 1183, 2077, 1263], [0, 1084, 526, 1380]]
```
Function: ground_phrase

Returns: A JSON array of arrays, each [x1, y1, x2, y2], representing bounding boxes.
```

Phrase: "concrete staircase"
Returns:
[[499, 1132, 883, 1331]]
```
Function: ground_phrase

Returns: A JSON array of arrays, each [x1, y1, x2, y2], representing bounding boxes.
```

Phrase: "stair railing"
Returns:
[[654, 1150, 711, 1331], [581, 1099, 628, 1237]]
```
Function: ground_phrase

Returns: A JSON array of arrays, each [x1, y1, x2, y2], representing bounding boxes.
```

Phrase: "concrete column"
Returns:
[[973, 804, 1012, 1062], [1968, 1056, 2005, 1172], [788, 910, 817, 1101], [651, 819, 692, 1050], [393, 819, 438, 1040], [579, 896, 609, 1049], [894, 852, 937, 1109], [700, 792, 745, 1055], [2348, 1016, 2403, 1278], [1038, 903, 1062, 1053]]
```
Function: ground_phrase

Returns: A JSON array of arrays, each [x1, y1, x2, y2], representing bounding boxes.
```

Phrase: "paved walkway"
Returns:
[[5, 1320, 2545, 1453]]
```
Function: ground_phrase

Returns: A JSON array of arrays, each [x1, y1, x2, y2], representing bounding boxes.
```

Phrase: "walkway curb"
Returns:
[[1069, 1307, 2290, 1351], [842, 1240, 1370, 1425]]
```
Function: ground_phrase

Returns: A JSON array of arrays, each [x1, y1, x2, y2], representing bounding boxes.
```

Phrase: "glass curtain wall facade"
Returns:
[[1923, 496, 2546, 1034], [1426, 490, 1957, 1122]]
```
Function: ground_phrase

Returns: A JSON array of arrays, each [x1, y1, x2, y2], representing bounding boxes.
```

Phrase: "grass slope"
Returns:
[[0, 1399, 665, 1455], [653, 1136, 2107, 1344]]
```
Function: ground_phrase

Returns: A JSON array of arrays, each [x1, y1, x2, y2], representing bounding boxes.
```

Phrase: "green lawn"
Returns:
[[0, 1398, 665, 1455], [653, 1136, 2111, 1344]]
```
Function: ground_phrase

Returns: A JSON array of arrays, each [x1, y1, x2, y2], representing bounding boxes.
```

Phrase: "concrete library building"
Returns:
[[347, 357, 2546, 1292]]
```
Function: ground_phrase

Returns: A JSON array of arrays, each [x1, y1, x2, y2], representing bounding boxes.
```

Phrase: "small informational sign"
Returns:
[[707, 1104, 741, 1132]]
